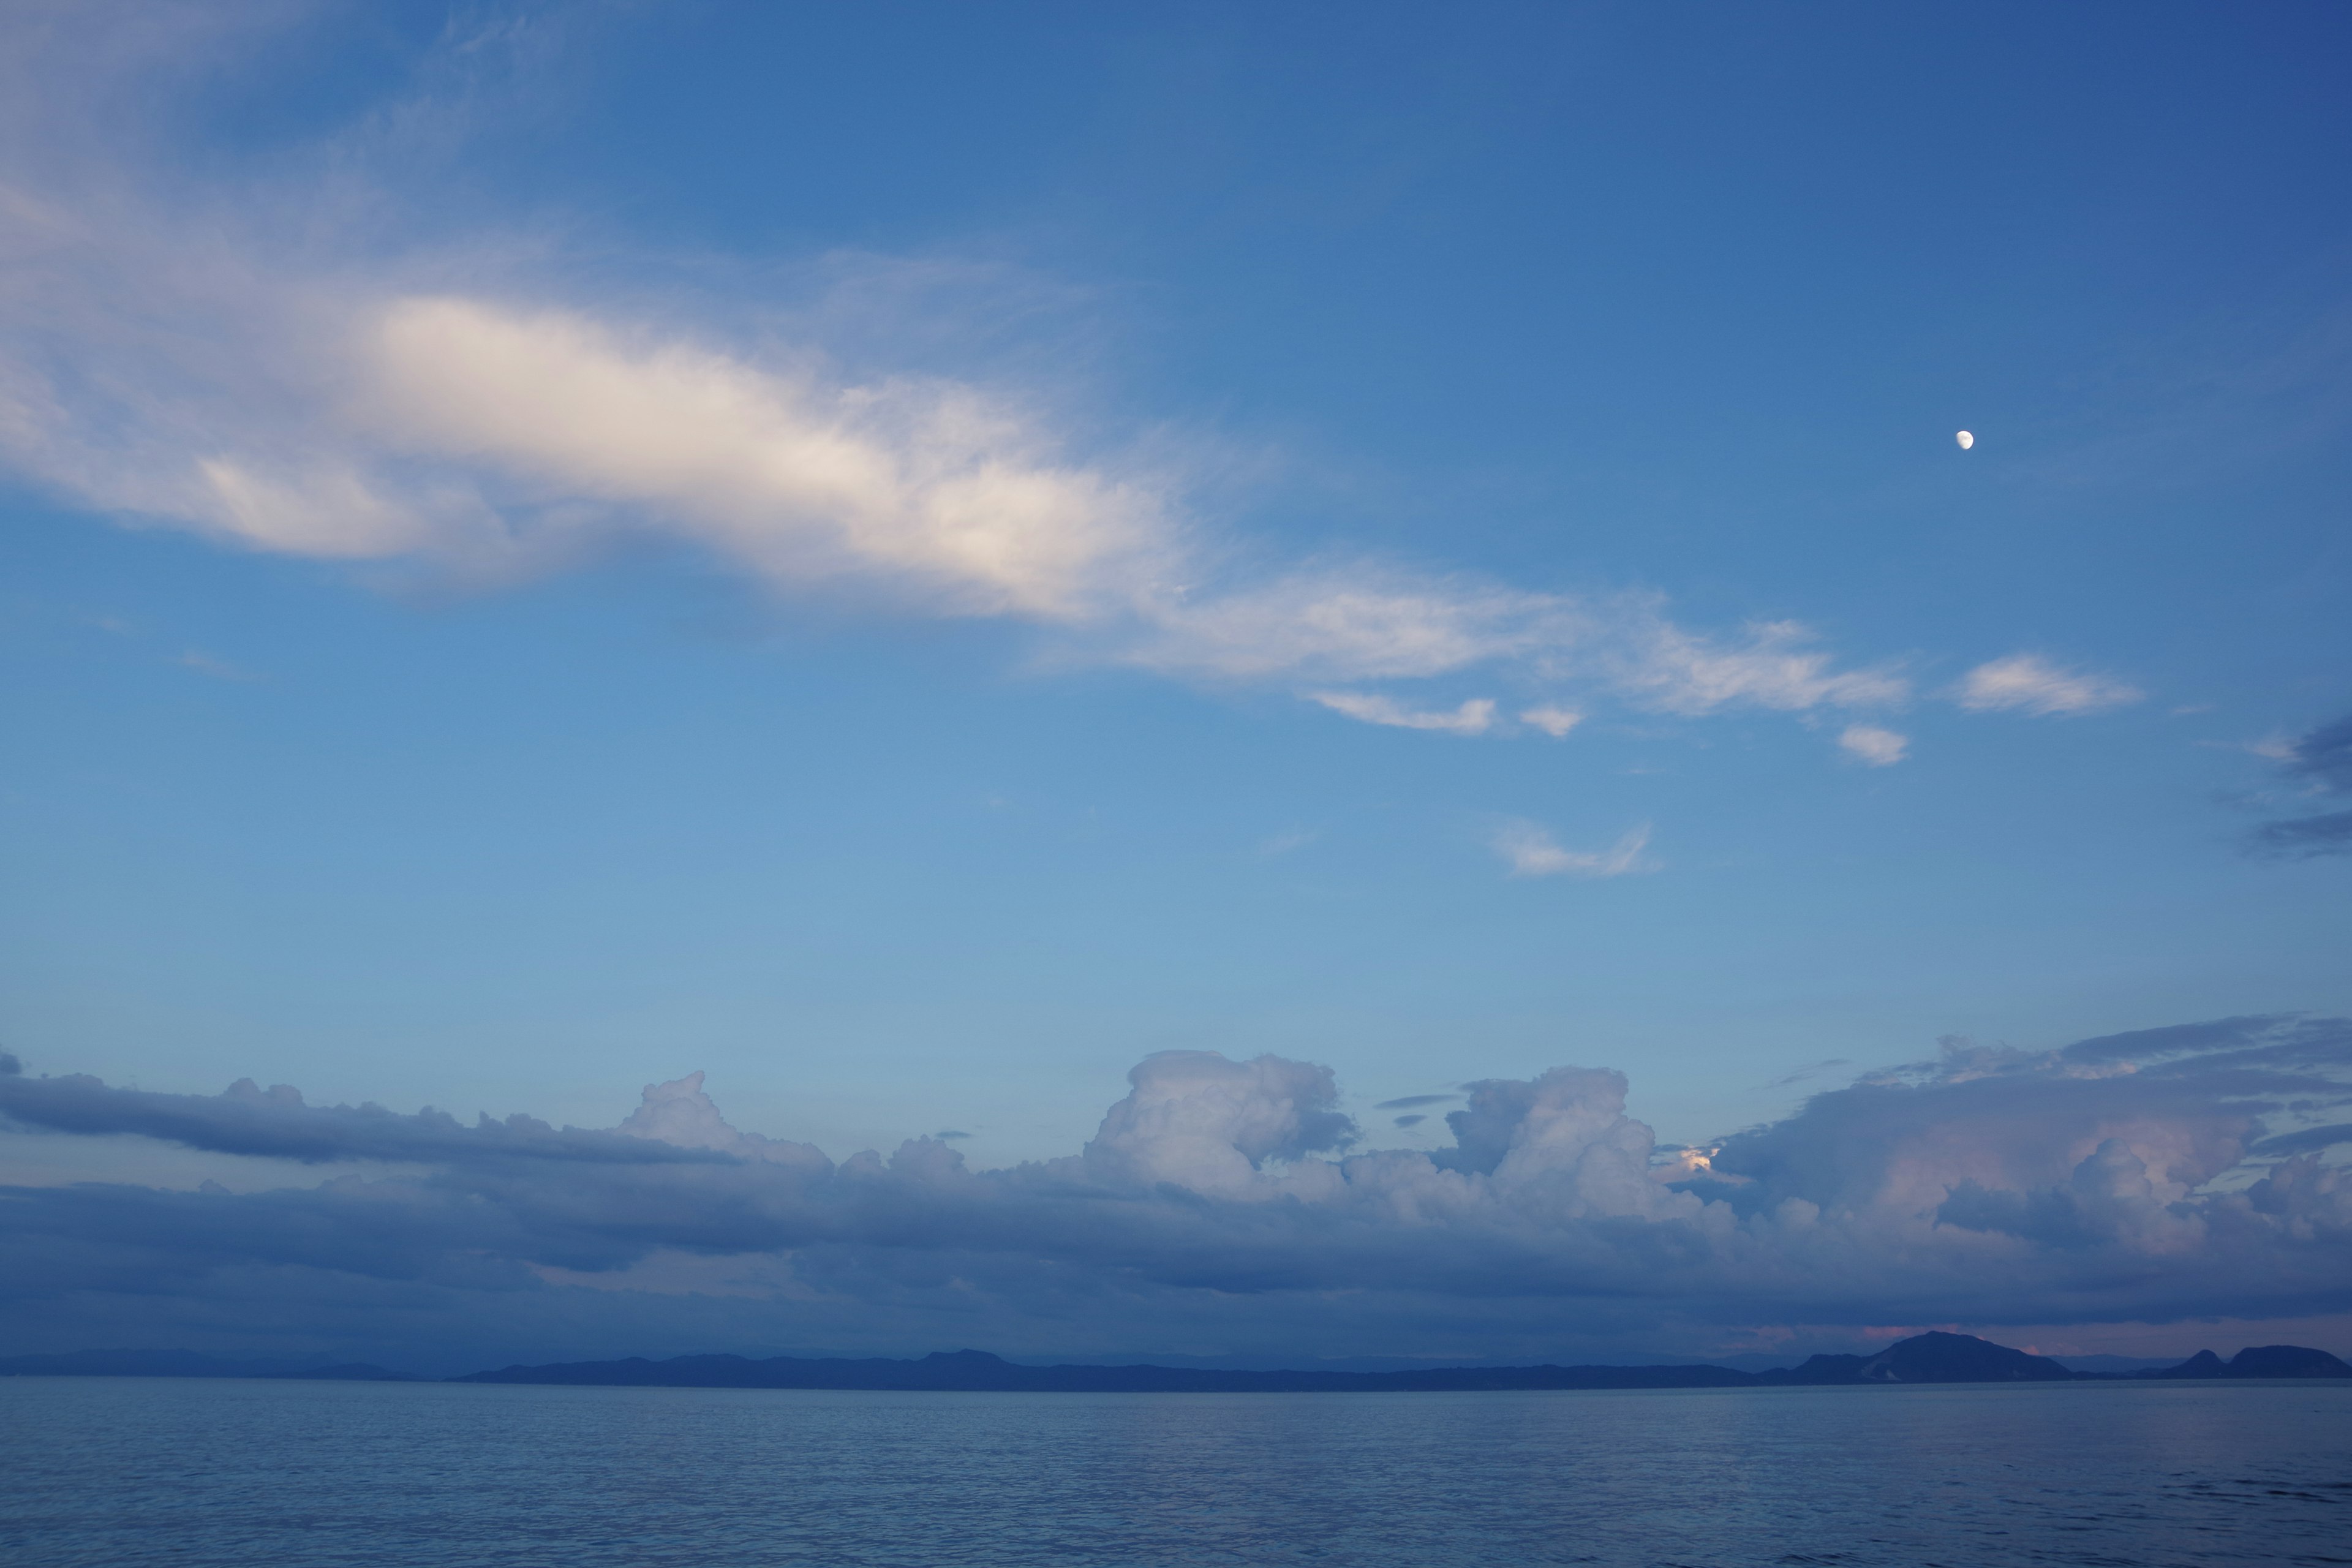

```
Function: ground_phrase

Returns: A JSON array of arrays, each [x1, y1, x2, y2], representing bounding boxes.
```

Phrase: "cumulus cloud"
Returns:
[[2245, 711, 2352, 858], [3, 1016, 2348, 1366], [1520, 705, 1583, 738], [1837, 724, 1908, 766], [1491, 821, 1654, 879], [1081, 1052, 1357, 1196], [1953, 655, 2143, 716]]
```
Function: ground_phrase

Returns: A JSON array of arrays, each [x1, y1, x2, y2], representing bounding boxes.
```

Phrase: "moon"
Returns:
[[1956, 430, 1975, 450]]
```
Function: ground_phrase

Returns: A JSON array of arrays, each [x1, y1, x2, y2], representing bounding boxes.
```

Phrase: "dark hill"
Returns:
[[451, 1333, 2352, 1392], [1858, 1331, 2074, 1384], [2143, 1344, 2352, 1379], [13, 1335, 2346, 1392], [1758, 1333, 2073, 1385], [2226, 1345, 2352, 1378], [447, 1332, 2238, 1392]]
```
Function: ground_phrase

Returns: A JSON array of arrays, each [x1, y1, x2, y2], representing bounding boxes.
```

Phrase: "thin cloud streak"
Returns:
[[1308, 692, 1497, 735], [175, 649, 260, 682], [1954, 655, 2143, 717], [1492, 820, 1654, 879]]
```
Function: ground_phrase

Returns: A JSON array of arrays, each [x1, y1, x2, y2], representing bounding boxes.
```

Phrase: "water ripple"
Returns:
[[1, 1379, 2346, 1567]]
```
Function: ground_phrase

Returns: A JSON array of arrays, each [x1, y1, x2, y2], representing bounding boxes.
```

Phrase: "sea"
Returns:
[[1, 1376, 2345, 1567]]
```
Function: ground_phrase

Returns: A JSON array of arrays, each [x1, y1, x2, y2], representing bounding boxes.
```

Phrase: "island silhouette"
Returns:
[[12, 1331, 2343, 1390], [445, 1332, 2352, 1391]]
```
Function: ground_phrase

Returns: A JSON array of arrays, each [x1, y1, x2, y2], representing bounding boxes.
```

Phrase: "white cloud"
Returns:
[[1308, 692, 1496, 735], [1256, 829, 1316, 858], [1492, 820, 1654, 879], [0, 2, 2049, 763], [355, 296, 1176, 619], [1838, 724, 1909, 766], [1129, 575, 1906, 721], [0, 201, 1913, 729], [175, 649, 258, 682], [1954, 655, 2143, 717], [1124, 567, 1584, 682], [1614, 619, 1909, 714]]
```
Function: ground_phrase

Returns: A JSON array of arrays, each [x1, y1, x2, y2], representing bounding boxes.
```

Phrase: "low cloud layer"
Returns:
[[3, 1017, 2345, 1370]]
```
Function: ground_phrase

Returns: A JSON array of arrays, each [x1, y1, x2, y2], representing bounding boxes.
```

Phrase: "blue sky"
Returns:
[[2, 2, 2348, 1367]]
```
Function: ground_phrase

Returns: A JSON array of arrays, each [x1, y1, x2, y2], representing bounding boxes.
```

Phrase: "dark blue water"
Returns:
[[2, 1377, 2345, 1566]]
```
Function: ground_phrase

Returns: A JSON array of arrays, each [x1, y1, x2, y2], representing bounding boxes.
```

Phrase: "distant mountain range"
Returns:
[[448, 1332, 2351, 1391], [6, 1332, 2346, 1391]]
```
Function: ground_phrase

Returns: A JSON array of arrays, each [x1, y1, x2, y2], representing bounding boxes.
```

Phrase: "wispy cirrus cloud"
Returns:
[[1953, 654, 2143, 717], [2, 1, 2173, 770], [1307, 691, 1496, 734], [175, 649, 260, 682], [1491, 820, 1654, 879], [1613, 619, 1908, 715], [1256, 828, 1317, 858], [0, 0, 1905, 748]]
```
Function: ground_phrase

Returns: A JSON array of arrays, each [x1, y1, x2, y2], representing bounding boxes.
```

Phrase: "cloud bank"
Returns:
[[3, 1017, 2345, 1370]]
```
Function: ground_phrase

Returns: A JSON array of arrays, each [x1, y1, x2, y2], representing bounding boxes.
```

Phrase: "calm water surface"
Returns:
[[2, 1377, 2346, 1567]]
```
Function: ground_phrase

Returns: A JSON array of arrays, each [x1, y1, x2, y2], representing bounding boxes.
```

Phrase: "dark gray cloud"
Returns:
[[0, 1071, 737, 1169], [2247, 711, 2352, 857], [2, 1022, 2348, 1371], [2283, 714, 2352, 792], [2250, 809, 2352, 856]]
